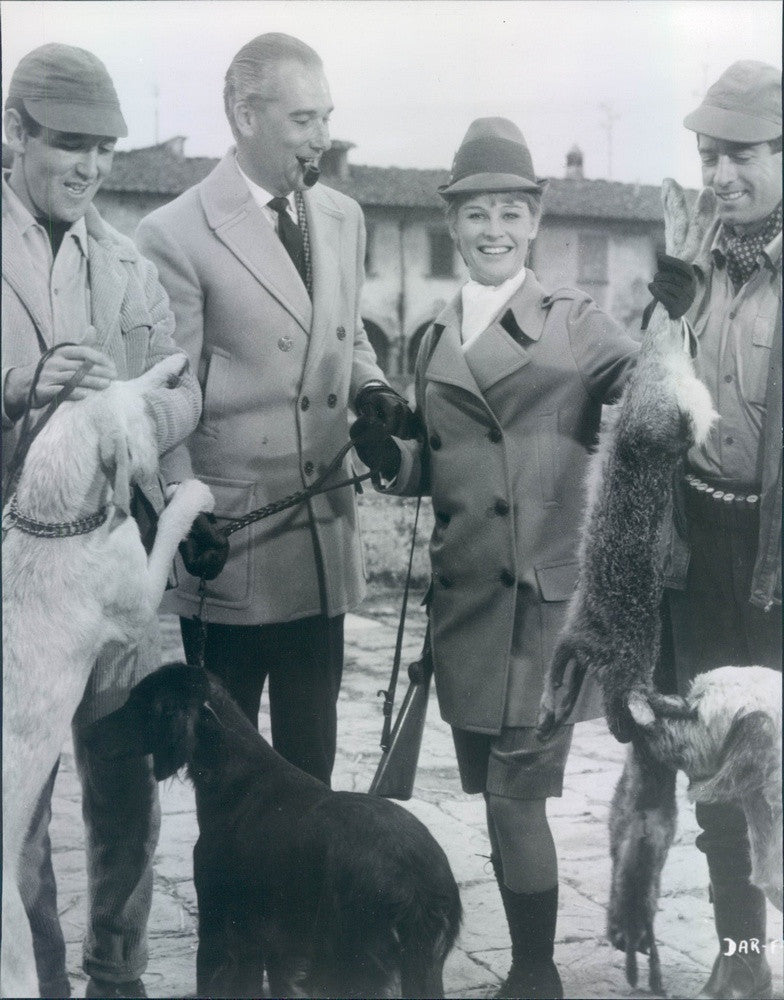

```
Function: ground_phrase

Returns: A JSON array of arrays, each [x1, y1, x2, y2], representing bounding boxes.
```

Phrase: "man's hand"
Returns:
[[354, 384, 420, 440], [179, 511, 229, 581], [349, 416, 402, 480], [4, 344, 117, 420]]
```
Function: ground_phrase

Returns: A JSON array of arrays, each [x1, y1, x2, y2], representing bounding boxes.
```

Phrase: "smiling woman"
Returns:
[[357, 116, 642, 999]]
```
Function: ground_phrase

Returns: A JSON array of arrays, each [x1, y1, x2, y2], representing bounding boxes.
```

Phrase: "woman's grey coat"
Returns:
[[393, 272, 639, 733]]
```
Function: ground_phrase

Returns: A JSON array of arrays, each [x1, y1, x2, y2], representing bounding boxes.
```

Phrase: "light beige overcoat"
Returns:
[[137, 152, 387, 626]]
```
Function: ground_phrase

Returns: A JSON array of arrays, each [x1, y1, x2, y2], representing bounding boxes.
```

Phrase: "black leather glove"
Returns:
[[350, 415, 402, 479], [353, 384, 421, 439], [642, 252, 697, 329], [179, 512, 229, 580]]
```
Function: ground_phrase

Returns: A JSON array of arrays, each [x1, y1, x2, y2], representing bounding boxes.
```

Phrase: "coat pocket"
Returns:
[[177, 476, 257, 608], [536, 412, 560, 507], [201, 347, 231, 430], [746, 311, 775, 405]]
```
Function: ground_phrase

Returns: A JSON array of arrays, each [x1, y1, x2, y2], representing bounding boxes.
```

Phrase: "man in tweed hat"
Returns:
[[2, 43, 201, 997], [659, 60, 782, 1000]]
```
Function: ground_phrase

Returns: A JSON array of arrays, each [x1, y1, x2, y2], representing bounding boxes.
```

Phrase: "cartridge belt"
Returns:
[[684, 473, 760, 531]]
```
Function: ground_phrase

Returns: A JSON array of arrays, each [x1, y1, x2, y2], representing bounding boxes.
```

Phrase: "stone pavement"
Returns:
[[49, 602, 783, 1000]]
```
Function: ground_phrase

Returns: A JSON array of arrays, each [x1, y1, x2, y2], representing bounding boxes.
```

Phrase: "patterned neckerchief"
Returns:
[[718, 202, 782, 292]]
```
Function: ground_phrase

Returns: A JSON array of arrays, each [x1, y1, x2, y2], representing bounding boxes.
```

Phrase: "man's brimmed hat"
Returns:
[[438, 117, 547, 200], [683, 60, 781, 144], [7, 43, 128, 138]]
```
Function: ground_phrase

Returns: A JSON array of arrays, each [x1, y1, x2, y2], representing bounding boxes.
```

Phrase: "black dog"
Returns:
[[86, 663, 461, 998]]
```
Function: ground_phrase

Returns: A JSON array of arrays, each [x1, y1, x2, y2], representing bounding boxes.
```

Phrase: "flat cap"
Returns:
[[7, 43, 128, 138], [684, 60, 781, 143]]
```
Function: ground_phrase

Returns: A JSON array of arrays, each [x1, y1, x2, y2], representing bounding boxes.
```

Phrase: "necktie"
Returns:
[[268, 196, 308, 289]]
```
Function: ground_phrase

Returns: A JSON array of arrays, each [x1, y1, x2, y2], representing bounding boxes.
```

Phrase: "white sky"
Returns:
[[1, 1, 781, 188]]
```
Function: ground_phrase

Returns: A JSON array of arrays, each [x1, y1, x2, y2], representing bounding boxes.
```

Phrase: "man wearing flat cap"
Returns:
[[2, 43, 201, 998], [660, 60, 782, 1000]]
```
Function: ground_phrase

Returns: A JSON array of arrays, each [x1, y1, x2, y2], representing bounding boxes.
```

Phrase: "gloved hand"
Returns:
[[643, 253, 697, 329], [353, 384, 421, 439], [350, 416, 402, 480], [179, 512, 229, 580]]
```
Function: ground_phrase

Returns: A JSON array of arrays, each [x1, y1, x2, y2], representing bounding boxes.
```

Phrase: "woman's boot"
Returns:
[[491, 857, 563, 999]]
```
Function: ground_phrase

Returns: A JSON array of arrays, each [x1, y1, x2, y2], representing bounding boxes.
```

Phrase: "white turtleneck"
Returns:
[[460, 268, 527, 350]]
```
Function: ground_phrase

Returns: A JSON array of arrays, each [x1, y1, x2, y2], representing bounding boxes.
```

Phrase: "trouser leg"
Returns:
[[73, 636, 163, 985], [73, 729, 161, 983], [18, 759, 71, 998], [695, 801, 772, 999], [180, 618, 269, 724], [181, 614, 345, 786], [267, 614, 344, 786]]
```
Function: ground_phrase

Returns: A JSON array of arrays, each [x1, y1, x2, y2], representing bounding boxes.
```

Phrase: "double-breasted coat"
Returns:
[[136, 152, 387, 626], [393, 272, 639, 733]]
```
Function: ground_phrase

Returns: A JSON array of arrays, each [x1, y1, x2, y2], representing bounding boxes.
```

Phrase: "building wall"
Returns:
[[360, 206, 466, 376], [535, 218, 662, 330]]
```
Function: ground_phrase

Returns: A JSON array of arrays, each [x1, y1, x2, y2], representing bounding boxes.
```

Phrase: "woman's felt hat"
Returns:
[[438, 117, 547, 200]]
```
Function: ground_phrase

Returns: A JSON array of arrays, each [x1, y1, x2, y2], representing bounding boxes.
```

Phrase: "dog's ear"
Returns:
[[99, 420, 132, 515]]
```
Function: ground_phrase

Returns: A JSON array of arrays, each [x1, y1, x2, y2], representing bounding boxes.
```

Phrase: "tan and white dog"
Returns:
[[1, 353, 213, 998]]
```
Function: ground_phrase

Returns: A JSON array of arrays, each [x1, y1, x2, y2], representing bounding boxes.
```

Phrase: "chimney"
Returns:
[[565, 144, 584, 180], [319, 140, 355, 180], [162, 136, 186, 160]]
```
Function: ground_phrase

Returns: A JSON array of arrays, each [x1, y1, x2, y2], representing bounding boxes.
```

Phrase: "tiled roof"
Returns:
[[7, 138, 680, 223], [322, 165, 672, 222], [101, 140, 216, 195]]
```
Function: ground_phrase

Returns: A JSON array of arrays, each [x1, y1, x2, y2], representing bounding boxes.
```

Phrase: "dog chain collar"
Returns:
[[5, 494, 109, 538]]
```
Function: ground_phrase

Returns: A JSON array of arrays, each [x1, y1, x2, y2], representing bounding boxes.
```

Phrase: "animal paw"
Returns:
[[537, 643, 589, 741], [170, 479, 216, 519]]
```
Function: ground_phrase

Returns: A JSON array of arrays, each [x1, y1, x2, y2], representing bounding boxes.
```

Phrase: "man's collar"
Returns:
[[234, 153, 296, 214], [2, 171, 88, 258]]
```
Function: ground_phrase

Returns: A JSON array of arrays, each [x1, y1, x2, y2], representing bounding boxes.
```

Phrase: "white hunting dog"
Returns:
[[2, 353, 214, 998]]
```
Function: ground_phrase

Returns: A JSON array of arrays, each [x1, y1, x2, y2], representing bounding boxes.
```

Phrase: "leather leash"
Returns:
[[377, 492, 423, 752], [190, 434, 377, 669], [3, 344, 96, 508]]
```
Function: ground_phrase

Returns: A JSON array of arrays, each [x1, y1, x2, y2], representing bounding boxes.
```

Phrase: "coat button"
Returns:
[[436, 511, 451, 525], [327, 393, 337, 408], [336, 325, 346, 340], [429, 433, 442, 450], [438, 574, 453, 588], [495, 499, 510, 516], [304, 461, 315, 476], [489, 427, 502, 443], [499, 569, 515, 587], [300, 396, 310, 411], [277, 336, 293, 352]]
